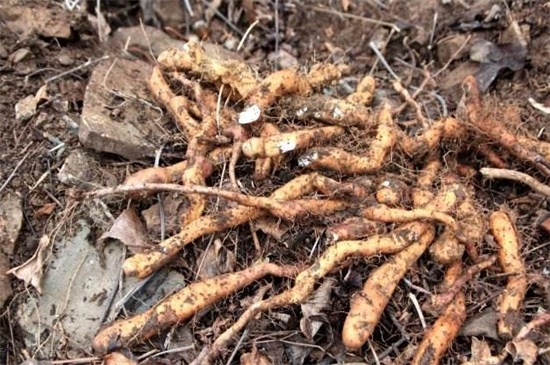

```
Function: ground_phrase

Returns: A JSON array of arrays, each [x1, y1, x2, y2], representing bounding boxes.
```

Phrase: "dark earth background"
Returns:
[[0, 0, 549, 364]]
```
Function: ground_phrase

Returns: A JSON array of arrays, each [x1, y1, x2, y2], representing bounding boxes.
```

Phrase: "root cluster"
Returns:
[[89, 40, 550, 364]]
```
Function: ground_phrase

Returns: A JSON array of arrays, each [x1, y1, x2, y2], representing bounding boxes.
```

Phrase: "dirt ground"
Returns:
[[0, 0, 549, 364]]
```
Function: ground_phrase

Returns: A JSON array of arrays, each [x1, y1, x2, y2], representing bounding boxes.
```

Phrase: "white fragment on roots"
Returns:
[[298, 151, 319, 167], [238, 105, 261, 124], [295, 106, 308, 118], [278, 139, 297, 153], [380, 180, 391, 188], [332, 106, 343, 120]]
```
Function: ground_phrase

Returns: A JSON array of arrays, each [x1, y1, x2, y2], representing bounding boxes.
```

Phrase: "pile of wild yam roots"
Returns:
[[89, 40, 550, 364]]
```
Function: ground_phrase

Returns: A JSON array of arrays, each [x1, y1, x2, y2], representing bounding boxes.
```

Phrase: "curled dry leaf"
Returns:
[[462, 337, 504, 365], [505, 339, 538, 365], [197, 239, 236, 279], [99, 208, 152, 253], [6, 235, 52, 293], [240, 345, 272, 365], [300, 278, 335, 340]]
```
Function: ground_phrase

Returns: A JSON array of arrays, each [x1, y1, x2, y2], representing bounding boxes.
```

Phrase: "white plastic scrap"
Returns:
[[238, 105, 261, 124]]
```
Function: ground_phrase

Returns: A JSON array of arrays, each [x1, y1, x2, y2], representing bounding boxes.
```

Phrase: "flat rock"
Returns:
[[16, 221, 125, 357], [79, 58, 162, 160], [15, 94, 37, 122]]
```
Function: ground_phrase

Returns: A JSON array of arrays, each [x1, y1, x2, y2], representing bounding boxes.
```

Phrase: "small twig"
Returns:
[[369, 40, 400, 82], [45, 55, 109, 84], [513, 310, 550, 342], [303, 4, 401, 32], [408, 293, 427, 329], [0, 146, 33, 194], [480, 168, 550, 198]]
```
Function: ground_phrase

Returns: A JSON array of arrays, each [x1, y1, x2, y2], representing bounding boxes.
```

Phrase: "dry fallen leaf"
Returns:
[[240, 345, 272, 365], [197, 239, 236, 279], [461, 309, 500, 340], [99, 208, 152, 253], [505, 339, 538, 365], [6, 235, 52, 293], [300, 277, 334, 340], [461, 337, 504, 365], [33, 203, 56, 218]]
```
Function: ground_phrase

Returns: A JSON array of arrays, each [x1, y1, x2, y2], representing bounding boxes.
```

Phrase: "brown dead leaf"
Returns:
[[197, 239, 236, 279], [240, 345, 272, 365], [505, 339, 538, 365], [103, 352, 137, 365], [34, 203, 55, 219], [300, 278, 334, 340], [254, 217, 289, 241], [461, 338, 504, 365], [461, 309, 500, 340], [6, 235, 52, 293], [99, 208, 151, 253]]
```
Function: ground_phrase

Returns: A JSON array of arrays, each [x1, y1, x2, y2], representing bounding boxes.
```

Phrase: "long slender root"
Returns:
[[490, 210, 528, 339], [342, 229, 436, 350], [298, 103, 396, 174], [411, 261, 466, 365], [92, 263, 300, 355]]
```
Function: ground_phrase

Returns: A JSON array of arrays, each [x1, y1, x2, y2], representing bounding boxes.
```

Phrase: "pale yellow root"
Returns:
[[247, 68, 312, 109], [490, 210, 528, 339], [360, 205, 461, 237], [180, 156, 214, 227], [342, 229, 436, 350], [346, 75, 376, 105], [191, 184, 462, 364], [298, 103, 396, 174], [375, 177, 408, 206], [93, 263, 300, 355], [288, 95, 373, 128], [412, 155, 441, 207], [149, 66, 200, 139], [254, 123, 282, 181], [123, 173, 334, 278], [397, 117, 466, 157], [411, 261, 466, 365], [429, 228, 464, 264], [325, 217, 383, 242], [157, 40, 258, 99], [242, 126, 344, 158]]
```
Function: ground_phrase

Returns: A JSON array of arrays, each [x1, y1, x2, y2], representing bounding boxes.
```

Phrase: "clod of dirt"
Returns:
[[79, 57, 162, 160], [0, 254, 11, 307], [15, 221, 125, 358], [14, 94, 37, 122], [58, 149, 117, 189], [0, 6, 72, 40], [0, 192, 23, 255]]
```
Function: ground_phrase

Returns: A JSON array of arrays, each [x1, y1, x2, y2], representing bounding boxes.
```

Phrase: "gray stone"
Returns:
[[15, 221, 125, 357], [79, 58, 162, 159]]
